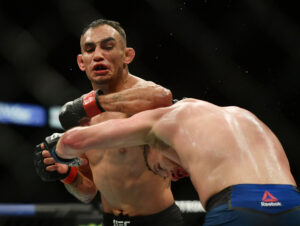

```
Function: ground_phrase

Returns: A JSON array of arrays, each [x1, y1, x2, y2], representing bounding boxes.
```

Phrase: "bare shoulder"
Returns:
[[177, 99, 253, 118], [174, 98, 218, 110], [223, 105, 258, 119], [177, 98, 199, 103], [130, 74, 165, 88]]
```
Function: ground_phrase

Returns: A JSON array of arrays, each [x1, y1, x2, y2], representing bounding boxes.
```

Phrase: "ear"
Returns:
[[77, 54, 86, 71], [123, 48, 135, 64]]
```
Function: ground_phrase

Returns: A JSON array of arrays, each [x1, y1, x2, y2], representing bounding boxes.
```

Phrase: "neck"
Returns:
[[92, 69, 131, 94]]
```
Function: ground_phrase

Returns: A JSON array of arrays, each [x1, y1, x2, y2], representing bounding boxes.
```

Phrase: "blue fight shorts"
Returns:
[[203, 184, 300, 226]]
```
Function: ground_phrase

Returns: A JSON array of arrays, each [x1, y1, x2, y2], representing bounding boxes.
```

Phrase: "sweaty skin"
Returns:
[[56, 98, 296, 208], [44, 23, 175, 216], [83, 111, 173, 216]]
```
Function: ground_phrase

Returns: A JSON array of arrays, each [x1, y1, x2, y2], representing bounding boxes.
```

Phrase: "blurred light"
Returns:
[[48, 106, 63, 130], [175, 200, 205, 213], [0, 204, 35, 216], [0, 102, 46, 127]]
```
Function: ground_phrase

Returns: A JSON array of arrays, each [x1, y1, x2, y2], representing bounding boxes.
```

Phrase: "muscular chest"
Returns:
[[85, 146, 147, 177]]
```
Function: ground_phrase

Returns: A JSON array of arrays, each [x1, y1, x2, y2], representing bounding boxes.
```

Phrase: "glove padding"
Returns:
[[33, 133, 71, 182], [59, 89, 105, 130], [45, 133, 83, 167]]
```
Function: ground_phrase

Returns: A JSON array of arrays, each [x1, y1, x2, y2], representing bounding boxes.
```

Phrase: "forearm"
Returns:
[[56, 113, 154, 160], [63, 170, 98, 203], [98, 83, 173, 115]]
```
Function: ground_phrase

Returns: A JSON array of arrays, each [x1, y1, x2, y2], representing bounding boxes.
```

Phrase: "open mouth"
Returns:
[[93, 64, 109, 74]]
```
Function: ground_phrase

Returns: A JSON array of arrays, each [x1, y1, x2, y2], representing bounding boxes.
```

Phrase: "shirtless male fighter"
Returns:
[[53, 98, 300, 226], [34, 19, 186, 226]]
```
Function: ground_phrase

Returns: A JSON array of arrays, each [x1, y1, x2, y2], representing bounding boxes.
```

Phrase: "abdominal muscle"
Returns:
[[85, 146, 174, 216]]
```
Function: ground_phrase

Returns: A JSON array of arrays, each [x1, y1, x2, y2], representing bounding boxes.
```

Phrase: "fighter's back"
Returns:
[[152, 99, 296, 206]]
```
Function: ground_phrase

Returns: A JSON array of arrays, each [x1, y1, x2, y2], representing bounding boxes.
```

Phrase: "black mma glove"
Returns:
[[33, 133, 71, 182], [59, 89, 105, 130]]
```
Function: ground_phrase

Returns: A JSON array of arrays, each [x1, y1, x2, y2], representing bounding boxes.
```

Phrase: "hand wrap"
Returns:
[[59, 89, 105, 130]]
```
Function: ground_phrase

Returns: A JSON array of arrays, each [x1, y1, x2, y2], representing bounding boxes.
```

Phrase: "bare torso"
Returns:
[[151, 99, 296, 207], [86, 75, 174, 216], [85, 147, 173, 215]]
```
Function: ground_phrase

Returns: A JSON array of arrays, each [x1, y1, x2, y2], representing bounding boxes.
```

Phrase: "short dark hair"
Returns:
[[80, 19, 127, 46]]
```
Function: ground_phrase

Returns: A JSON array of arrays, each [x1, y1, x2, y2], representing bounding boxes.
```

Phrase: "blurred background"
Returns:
[[0, 0, 299, 225]]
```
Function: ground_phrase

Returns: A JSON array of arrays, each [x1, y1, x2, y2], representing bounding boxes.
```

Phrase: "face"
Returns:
[[77, 25, 134, 88], [143, 146, 189, 181]]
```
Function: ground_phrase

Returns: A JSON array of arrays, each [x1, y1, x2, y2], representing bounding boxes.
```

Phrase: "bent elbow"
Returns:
[[61, 127, 87, 151], [153, 87, 173, 108]]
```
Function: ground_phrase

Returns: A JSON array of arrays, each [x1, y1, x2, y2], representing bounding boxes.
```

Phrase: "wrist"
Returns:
[[51, 147, 82, 167], [94, 89, 105, 112], [82, 89, 105, 117], [61, 167, 78, 184]]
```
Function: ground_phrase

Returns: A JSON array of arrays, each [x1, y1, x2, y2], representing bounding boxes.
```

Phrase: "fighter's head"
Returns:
[[77, 19, 135, 89], [143, 145, 188, 181]]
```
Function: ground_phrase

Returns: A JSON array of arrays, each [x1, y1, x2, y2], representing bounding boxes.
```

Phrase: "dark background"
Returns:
[[0, 0, 299, 213]]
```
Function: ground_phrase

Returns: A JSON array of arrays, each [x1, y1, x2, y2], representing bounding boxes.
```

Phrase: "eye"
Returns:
[[84, 44, 95, 53], [101, 40, 115, 50], [102, 44, 113, 50]]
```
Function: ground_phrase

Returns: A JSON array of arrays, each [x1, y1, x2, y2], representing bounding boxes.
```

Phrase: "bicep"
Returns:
[[87, 110, 159, 150], [63, 108, 164, 152]]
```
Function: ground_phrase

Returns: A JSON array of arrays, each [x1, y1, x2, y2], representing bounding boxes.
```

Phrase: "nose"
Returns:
[[93, 46, 104, 61]]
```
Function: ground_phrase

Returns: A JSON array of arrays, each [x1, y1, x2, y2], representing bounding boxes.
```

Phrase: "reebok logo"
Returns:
[[261, 190, 282, 207]]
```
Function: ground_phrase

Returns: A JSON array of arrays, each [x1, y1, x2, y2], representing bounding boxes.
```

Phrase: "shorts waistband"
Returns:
[[103, 203, 180, 223], [205, 184, 300, 212], [205, 186, 232, 212]]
